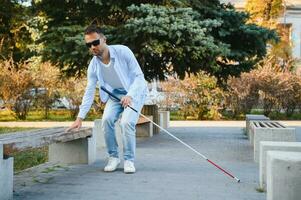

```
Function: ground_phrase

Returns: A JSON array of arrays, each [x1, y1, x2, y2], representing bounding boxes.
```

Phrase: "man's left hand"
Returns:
[[120, 96, 132, 108]]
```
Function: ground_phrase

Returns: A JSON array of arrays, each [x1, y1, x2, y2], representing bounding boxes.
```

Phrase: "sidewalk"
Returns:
[[12, 124, 268, 200], [1, 120, 301, 128], [7, 121, 301, 199]]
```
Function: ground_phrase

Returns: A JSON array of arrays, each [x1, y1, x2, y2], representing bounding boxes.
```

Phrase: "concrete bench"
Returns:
[[250, 121, 296, 162], [136, 116, 154, 137], [266, 151, 301, 200], [93, 116, 154, 151], [245, 114, 269, 139], [142, 105, 159, 134], [249, 119, 272, 146], [158, 110, 170, 129], [0, 127, 95, 200], [259, 141, 301, 190]]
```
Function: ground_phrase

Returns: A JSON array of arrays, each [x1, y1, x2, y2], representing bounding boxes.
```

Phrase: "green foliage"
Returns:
[[12, 147, 48, 172], [179, 72, 225, 120], [30, 0, 277, 82], [33, 0, 164, 76], [39, 25, 89, 77], [0, 127, 36, 134], [0, 0, 34, 61], [0, 127, 46, 172], [0, 109, 100, 121], [116, 4, 228, 80]]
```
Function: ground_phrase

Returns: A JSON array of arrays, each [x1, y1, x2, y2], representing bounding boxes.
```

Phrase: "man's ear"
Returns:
[[103, 36, 107, 43]]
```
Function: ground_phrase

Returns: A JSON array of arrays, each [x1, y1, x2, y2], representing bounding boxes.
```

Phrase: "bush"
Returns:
[[0, 59, 35, 120], [179, 72, 224, 120], [30, 61, 61, 119], [227, 66, 301, 117]]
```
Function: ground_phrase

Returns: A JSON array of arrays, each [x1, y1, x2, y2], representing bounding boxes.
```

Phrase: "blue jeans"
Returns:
[[101, 88, 145, 161]]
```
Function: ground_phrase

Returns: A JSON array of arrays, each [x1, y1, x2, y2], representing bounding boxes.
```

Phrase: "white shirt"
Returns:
[[99, 58, 124, 89]]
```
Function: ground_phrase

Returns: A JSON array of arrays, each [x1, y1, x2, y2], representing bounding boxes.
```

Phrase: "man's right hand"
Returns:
[[65, 117, 82, 132]]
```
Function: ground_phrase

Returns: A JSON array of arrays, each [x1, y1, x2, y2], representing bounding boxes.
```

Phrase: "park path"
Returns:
[[6, 120, 301, 199]]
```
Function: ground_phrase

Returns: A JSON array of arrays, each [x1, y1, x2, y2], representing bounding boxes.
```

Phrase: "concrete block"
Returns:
[[252, 121, 296, 162], [0, 144, 13, 200], [246, 114, 269, 139], [136, 117, 153, 137], [87, 135, 97, 165], [93, 119, 123, 151], [267, 151, 301, 200], [49, 135, 97, 165], [158, 110, 170, 130], [259, 141, 301, 190]]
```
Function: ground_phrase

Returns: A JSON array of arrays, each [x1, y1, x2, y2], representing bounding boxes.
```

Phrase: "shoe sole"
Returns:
[[104, 162, 120, 172], [124, 170, 136, 174]]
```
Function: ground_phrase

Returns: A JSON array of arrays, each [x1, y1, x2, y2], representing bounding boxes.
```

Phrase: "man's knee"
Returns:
[[119, 119, 135, 130], [102, 116, 115, 127]]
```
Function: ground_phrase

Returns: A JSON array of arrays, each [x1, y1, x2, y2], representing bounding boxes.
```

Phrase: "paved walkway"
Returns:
[[6, 121, 301, 199], [2, 120, 301, 128]]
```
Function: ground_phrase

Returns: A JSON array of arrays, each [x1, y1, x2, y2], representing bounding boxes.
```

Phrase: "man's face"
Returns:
[[85, 32, 106, 56]]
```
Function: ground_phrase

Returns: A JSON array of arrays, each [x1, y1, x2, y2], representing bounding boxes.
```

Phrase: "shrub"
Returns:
[[0, 59, 35, 120], [227, 66, 301, 117], [179, 72, 224, 120]]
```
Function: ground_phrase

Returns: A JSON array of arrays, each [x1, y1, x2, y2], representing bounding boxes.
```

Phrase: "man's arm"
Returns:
[[123, 47, 147, 101], [66, 60, 97, 132], [77, 61, 98, 119]]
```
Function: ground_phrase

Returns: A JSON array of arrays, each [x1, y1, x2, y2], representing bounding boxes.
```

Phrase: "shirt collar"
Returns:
[[108, 45, 116, 59], [94, 45, 116, 61]]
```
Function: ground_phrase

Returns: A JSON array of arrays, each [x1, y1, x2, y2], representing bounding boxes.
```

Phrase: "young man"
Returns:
[[66, 25, 148, 174]]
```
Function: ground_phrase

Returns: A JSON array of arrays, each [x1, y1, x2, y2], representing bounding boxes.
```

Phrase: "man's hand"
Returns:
[[120, 95, 132, 108], [65, 117, 82, 132]]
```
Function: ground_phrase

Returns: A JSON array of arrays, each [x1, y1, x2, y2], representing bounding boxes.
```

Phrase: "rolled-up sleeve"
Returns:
[[77, 60, 97, 119]]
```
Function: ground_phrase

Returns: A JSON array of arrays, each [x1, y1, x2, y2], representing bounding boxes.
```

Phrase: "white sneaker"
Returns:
[[104, 157, 120, 172], [124, 160, 136, 174]]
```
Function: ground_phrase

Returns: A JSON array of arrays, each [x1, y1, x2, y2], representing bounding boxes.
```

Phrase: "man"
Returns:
[[66, 25, 148, 174]]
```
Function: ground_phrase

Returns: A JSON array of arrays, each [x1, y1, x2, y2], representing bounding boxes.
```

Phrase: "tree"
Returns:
[[33, 0, 277, 83], [246, 0, 283, 27], [0, 0, 34, 61], [197, 2, 278, 82], [246, 0, 296, 73], [117, 4, 228, 80], [33, 0, 160, 77]]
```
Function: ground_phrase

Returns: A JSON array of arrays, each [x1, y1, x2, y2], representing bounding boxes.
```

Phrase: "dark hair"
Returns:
[[84, 25, 103, 35]]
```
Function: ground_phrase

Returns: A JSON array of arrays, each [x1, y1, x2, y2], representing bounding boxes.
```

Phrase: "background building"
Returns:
[[221, 0, 301, 60]]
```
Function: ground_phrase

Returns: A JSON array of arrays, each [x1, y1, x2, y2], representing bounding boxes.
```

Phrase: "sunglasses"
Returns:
[[86, 39, 101, 48]]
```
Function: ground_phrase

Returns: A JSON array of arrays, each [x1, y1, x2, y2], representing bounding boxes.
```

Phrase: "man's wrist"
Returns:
[[126, 95, 133, 100], [77, 117, 83, 121]]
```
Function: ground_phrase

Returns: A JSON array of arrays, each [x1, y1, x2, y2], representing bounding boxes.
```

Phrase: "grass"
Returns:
[[170, 110, 185, 120], [2, 108, 301, 122], [1, 127, 48, 173], [0, 127, 36, 134], [32, 176, 54, 184], [255, 187, 266, 193], [41, 165, 69, 173], [12, 147, 48, 172], [0, 109, 100, 122]]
